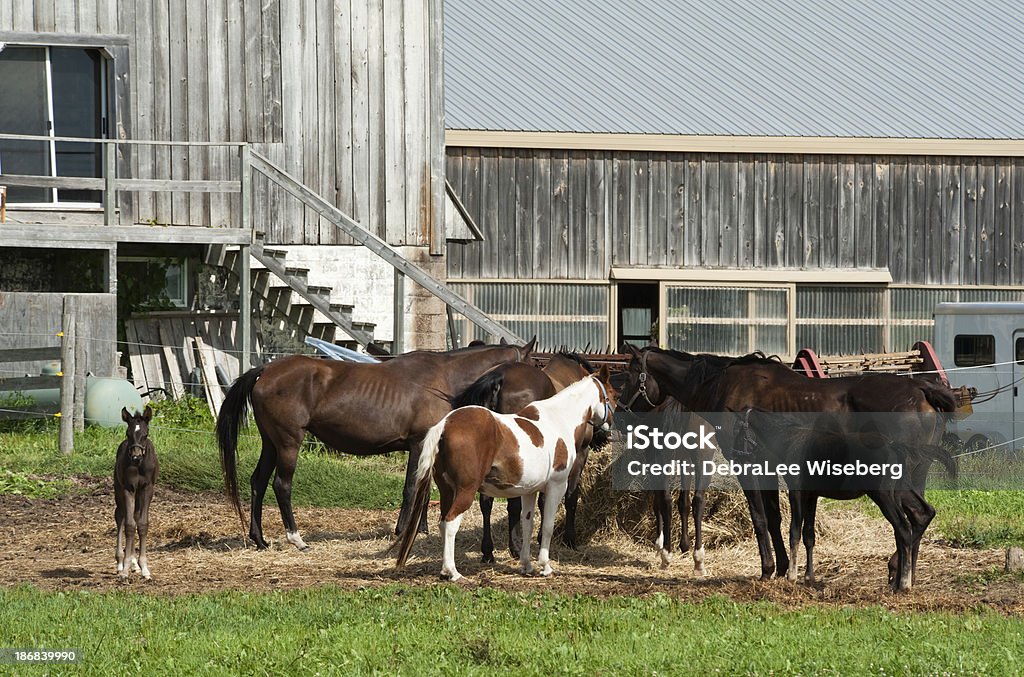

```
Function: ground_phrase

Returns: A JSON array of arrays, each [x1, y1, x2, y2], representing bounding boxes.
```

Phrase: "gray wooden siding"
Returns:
[[446, 148, 1024, 286], [1, 0, 442, 247]]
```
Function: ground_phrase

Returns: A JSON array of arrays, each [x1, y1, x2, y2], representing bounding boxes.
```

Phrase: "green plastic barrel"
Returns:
[[84, 376, 145, 427]]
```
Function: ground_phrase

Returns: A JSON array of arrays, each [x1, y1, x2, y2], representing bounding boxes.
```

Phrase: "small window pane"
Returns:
[[1016, 337, 1024, 365], [0, 47, 51, 202], [954, 335, 995, 367]]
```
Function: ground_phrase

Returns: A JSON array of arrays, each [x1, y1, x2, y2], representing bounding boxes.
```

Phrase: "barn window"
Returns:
[[0, 45, 107, 204], [954, 335, 995, 367]]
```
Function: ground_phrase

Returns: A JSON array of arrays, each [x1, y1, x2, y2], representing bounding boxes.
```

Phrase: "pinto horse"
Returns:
[[618, 345, 957, 585], [451, 352, 598, 562], [115, 406, 159, 580], [396, 367, 617, 581], [735, 408, 957, 590], [217, 339, 535, 550]]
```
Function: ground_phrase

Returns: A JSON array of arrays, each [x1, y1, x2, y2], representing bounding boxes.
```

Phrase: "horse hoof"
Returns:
[[299, 545, 312, 553], [481, 553, 495, 564]]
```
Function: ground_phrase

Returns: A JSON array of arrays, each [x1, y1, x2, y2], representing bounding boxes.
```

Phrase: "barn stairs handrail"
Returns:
[[246, 150, 523, 345]]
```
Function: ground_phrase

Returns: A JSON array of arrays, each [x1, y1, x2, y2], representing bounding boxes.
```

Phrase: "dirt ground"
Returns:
[[1, 480, 1021, 614]]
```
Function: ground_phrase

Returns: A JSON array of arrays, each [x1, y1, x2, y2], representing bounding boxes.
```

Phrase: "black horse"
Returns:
[[618, 345, 957, 585], [735, 408, 957, 590]]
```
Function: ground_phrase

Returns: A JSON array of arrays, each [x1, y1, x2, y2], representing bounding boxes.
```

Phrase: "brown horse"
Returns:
[[619, 345, 957, 587], [451, 352, 597, 562], [396, 367, 617, 581], [115, 406, 159, 580], [217, 339, 536, 550]]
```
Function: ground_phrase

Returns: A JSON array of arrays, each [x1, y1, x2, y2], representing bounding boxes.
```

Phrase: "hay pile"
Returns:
[[564, 438, 791, 550]]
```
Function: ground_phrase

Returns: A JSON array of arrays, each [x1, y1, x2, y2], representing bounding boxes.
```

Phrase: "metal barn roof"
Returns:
[[444, 0, 1024, 139]]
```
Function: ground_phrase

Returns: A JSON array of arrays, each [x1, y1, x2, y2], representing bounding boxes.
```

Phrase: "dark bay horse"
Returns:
[[115, 406, 159, 580], [619, 345, 957, 584], [623, 396, 714, 573], [735, 408, 957, 590], [451, 352, 597, 562], [217, 339, 536, 550], [396, 368, 617, 581]]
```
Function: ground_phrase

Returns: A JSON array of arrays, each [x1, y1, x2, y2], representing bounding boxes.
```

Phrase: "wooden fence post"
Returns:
[[59, 309, 75, 454]]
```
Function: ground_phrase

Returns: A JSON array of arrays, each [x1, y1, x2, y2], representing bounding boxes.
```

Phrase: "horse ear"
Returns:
[[624, 343, 641, 357], [143, 406, 153, 422], [121, 407, 131, 423], [499, 336, 508, 345], [523, 335, 537, 356], [598, 364, 611, 383]]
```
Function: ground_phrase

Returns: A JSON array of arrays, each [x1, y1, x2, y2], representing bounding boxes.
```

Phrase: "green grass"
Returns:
[[0, 585, 1021, 676], [0, 409, 408, 510]]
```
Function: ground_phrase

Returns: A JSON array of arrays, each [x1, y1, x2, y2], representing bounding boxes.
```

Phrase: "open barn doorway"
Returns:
[[616, 282, 659, 350]]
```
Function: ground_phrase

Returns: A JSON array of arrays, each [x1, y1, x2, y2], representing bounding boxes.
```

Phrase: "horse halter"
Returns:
[[591, 376, 613, 428], [620, 350, 658, 412]]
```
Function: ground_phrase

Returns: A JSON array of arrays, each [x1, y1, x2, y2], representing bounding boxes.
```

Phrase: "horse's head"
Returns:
[[590, 364, 618, 432], [121, 406, 153, 462], [619, 344, 667, 412]]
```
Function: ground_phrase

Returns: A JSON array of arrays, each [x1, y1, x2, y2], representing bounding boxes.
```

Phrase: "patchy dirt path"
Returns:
[[1, 484, 1020, 614]]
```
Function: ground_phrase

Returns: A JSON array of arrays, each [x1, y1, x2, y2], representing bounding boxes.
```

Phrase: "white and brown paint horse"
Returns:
[[396, 367, 616, 581], [114, 406, 159, 580]]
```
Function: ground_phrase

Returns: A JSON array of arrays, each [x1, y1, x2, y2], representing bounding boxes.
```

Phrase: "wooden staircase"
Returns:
[[203, 240, 385, 353]]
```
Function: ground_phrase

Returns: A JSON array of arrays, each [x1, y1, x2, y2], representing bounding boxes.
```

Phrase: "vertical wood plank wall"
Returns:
[[446, 148, 1024, 287], [1, 0, 442, 247]]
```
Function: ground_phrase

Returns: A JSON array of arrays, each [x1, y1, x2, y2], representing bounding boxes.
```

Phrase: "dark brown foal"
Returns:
[[114, 406, 159, 580]]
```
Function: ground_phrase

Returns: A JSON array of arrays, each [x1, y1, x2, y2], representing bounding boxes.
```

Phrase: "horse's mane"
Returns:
[[451, 370, 504, 410], [554, 351, 596, 374]]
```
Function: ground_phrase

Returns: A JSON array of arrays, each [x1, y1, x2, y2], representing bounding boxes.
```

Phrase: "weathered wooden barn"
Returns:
[[4, 0, 1024, 372], [0, 0, 513, 387], [442, 0, 1024, 357]]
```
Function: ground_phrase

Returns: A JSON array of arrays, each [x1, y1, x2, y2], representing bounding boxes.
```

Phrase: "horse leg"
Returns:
[[692, 468, 709, 576], [248, 439, 276, 549], [677, 488, 692, 554], [801, 496, 818, 583], [120, 489, 137, 580], [507, 496, 523, 559], [479, 494, 495, 564], [742, 488, 776, 580], [114, 490, 126, 575], [873, 492, 914, 592], [272, 447, 310, 552], [439, 486, 475, 582], [537, 484, 568, 577], [563, 445, 589, 549], [653, 490, 673, 568], [136, 483, 154, 580], [763, 489, 790, 578], [518, 492, 538, 575], [395, 444, 429, 536], [535, 493, 546, 548], [903, 492, 936, 586], [562, 483, 580, 550], [787, 491, 804, 582]]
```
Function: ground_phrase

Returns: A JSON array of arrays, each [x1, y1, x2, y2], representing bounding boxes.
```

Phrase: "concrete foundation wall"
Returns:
[[283, 245, 447, 352]]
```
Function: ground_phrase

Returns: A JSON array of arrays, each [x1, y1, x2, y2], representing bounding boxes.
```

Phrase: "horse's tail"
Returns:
[[920, 442, 958, 483], [917, 378, 958, 414], [217, 364, 265, 530], [394, 417, 446, 567], [451, 370, 504, 410]]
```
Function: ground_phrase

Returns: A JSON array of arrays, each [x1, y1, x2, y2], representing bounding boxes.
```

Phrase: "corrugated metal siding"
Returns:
[[445, 0, 1024, 138], [448, 282, 608, 350]]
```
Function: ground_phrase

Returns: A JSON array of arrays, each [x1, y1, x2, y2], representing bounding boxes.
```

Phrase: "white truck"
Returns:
[[933, 302, 1024, 451]]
